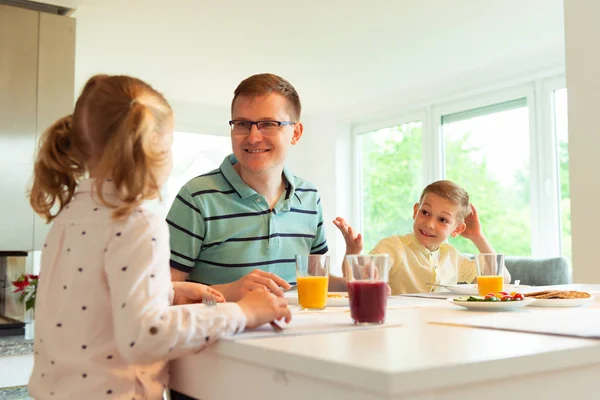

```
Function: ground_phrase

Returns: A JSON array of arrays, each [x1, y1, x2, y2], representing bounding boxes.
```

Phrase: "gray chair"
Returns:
[[505, 256, 572, 286]]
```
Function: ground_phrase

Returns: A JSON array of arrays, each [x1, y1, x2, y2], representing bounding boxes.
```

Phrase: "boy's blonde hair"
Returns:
[[419, 180, 471, 222], [30, 75, 173, 222]]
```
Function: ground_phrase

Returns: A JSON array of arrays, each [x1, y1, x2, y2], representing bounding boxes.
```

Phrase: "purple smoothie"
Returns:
[[348, 281, 387, 324]]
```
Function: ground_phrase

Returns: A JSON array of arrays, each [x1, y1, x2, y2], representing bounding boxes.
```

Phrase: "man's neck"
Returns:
[[234, 163, 286, 208]]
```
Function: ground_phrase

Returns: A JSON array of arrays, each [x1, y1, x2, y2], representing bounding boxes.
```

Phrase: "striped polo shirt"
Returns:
[[166, 154, 328, 285]]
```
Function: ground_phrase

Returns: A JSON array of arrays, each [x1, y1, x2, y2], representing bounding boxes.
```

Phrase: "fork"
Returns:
[[202, 293, 283, 332], [425, 283, 453, 289]]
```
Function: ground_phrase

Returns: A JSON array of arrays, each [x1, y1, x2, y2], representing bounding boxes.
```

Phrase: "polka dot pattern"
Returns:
[[30, 179, 246, 399]]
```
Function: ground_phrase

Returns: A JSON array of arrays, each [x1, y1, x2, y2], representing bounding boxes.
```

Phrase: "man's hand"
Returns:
[[228, 269, 290, 301], [333, 217, 363, 255], [172, 282, 225, 305]]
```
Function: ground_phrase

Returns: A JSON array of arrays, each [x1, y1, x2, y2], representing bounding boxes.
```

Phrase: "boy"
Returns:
[[334, 180, 511, 294]]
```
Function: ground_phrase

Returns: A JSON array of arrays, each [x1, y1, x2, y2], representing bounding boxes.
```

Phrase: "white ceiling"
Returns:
[[71, 0, 565, 118]]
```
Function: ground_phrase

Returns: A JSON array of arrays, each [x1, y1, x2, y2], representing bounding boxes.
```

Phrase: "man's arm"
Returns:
[[328, 275, 348, 291], [167, 185, 205, 283], [213, 271, 289, 302], [209, 282, 240, 302], [170, 268, 189, 282]]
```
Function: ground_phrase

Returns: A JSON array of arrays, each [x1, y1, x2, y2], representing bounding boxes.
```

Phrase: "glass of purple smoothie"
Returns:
[[345, 254, 390, 325]]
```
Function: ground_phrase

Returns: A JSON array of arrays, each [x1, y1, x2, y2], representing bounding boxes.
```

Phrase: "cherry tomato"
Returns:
[[486, 293, 496, 297], [510, 292, 518, 296], [501, 295, 512, 302], [499, 291, 509, 296], [512, 293, 524, 301], [484, 294, 495, 301]]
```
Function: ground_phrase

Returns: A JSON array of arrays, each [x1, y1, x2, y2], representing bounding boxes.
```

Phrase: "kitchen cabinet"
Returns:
[[0, 5, 75, 251]]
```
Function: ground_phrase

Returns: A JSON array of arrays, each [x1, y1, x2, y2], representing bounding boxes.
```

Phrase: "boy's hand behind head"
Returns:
[[333, 217, 363, 255], [459, 204, 484, 241]]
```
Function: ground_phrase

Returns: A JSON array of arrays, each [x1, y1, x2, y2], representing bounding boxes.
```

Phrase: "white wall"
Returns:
[[170, 99, 230, 138], [286, 117, 352, 276], [564, 0, 600, 283], [39, 0, 81, 8]]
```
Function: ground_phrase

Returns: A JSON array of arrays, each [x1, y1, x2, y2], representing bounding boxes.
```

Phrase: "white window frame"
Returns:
[[540, 75, 568, 256], [353, 74, 567, 259]]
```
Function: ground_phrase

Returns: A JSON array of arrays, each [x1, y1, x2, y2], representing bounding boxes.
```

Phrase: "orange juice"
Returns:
[[297, 276, 329, 309], [477, 275, 503, 296]]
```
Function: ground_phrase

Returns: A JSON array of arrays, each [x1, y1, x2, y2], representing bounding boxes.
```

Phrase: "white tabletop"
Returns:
[[170, 285, 600, 399]]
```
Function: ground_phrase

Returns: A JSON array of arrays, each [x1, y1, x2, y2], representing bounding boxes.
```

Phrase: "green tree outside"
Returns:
[[361, 122, 423, 252]]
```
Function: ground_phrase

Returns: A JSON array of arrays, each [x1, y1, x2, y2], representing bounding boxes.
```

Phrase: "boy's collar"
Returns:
[[408, 232, 441, 255]]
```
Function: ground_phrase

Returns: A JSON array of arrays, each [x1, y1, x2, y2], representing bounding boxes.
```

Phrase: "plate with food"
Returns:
[[284, 292, 349, 307], [437, 283, 530, 295], [448, 293, 535, 311], [524, 290, 594, 307]]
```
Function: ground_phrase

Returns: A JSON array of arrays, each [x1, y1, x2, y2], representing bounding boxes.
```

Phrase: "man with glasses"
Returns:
[[166, 73, 345, 305]]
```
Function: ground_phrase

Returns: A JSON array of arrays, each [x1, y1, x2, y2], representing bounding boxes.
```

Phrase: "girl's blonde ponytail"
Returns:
[[30, 115, 85, 222]]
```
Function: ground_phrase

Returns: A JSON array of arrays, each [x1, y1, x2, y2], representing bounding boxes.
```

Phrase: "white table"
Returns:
[[170, 286, 600, 400]]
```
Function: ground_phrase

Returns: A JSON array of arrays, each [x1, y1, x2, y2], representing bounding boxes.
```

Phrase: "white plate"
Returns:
[[284, 291, 349, 307], [526, 296, 595, 308], [448, 297, 536, 311], [443, 284, 530, 295]]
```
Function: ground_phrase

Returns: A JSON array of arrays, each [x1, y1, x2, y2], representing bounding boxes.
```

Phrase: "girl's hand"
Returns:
[[172, 282, 225, 305], [333, 217, 363, 255], [236, 289, 292, 329]]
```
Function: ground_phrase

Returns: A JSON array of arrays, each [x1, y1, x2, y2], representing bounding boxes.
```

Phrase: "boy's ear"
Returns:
[[412, 203, 419, 219], [451, 222, 466, 237]]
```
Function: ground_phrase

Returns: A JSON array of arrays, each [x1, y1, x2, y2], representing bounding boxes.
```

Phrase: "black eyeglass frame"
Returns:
[[228, 120, 297, 133]]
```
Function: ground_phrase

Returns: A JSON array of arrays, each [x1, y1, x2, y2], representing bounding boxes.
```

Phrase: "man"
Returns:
[[167, 73, 345, 303]]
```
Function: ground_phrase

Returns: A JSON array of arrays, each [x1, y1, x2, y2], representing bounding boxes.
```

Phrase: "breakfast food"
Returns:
[[524, 290, 591, 299], [455, 291, 524, 302], [327, 293, 348, 298]]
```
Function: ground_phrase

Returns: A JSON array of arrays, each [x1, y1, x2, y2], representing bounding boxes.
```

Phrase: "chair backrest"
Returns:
[[505, 256, 572, 286]]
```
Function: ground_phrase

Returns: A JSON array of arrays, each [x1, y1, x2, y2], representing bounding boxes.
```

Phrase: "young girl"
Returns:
[[27, 75, 291, 400]]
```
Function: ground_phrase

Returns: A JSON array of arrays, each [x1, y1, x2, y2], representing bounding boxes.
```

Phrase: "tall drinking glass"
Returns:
[[475, 253, 505, 296], [345, 254, 390, 324], [295, 255, 330, 310]]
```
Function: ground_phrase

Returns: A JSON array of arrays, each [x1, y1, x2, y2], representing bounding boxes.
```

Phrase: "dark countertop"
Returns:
[[0, 386, 31, 399], [0, 323, 34, 357]]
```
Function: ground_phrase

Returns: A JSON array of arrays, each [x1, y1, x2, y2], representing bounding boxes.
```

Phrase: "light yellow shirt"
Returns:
[[370, 233, 477, 295]]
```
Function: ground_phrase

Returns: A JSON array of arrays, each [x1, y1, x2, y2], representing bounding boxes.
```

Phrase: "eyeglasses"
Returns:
[[229, 120, 296, 136]]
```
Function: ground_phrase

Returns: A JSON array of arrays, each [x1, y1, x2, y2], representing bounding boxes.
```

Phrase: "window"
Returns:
[[442, 100, 532, 256], [553, 88, 570, 261], [356, 77, 571, 264], [358, 121, 423, 252], [145, 132, 231, 218]]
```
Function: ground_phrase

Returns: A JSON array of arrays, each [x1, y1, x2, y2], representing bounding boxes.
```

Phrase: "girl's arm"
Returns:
[[104, 211, 246, 365]]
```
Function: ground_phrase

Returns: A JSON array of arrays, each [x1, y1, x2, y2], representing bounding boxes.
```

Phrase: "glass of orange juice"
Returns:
[[475, 253, 505, 296], [295, 255, 330, 310]]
